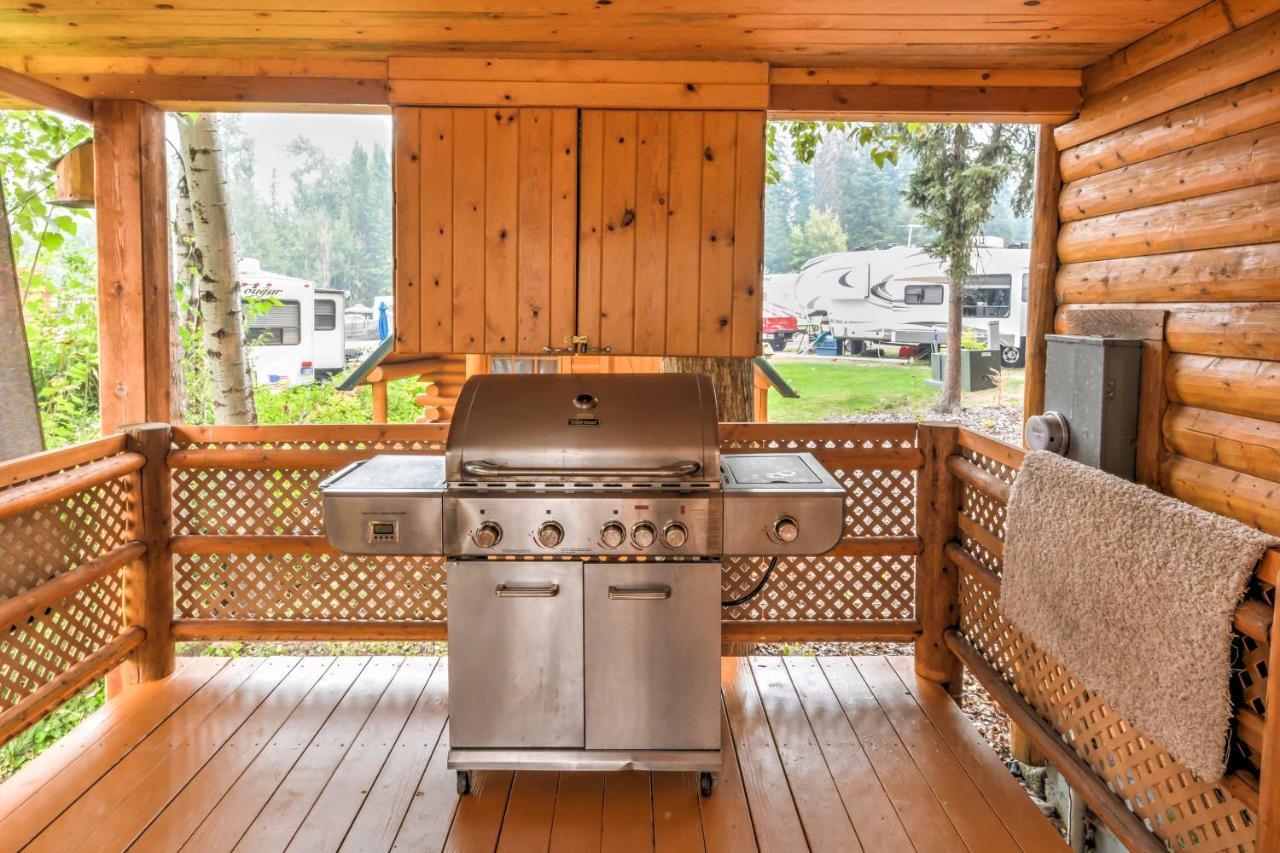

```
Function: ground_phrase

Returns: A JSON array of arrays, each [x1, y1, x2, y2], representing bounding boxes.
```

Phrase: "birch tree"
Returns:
[[176, 113, 256, 425], [0, 183, 42, 459]]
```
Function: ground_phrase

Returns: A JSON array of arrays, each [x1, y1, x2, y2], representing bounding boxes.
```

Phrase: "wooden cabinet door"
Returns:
[[393, 106, 578, 354], [577, 109, 765, 357]]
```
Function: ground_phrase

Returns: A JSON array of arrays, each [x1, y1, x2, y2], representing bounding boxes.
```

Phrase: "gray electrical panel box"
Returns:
[[1042, 335, 1142, 480]]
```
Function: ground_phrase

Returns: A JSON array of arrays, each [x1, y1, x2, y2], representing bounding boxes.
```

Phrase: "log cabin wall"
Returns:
[[1051, 2, 1280, 537]]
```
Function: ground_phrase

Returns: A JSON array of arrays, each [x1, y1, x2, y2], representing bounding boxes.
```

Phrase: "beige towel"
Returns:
[[1001, 450, 1278, 781]]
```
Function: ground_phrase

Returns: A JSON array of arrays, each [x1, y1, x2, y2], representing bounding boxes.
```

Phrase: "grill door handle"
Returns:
[[608, 585, 672, 601], [461, 460, 701, 479], [495, 583, 560, 598]]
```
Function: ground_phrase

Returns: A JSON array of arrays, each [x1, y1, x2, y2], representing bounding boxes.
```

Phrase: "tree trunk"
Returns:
[[0, 183, 44, 459], [178, 114, 256, 425], [661, 356, 754, 422], [937, 130, 967, 415]]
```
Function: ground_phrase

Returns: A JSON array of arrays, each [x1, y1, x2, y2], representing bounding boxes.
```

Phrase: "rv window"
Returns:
[[315, 299, 337, 331], [1021, 273, 1029, 303], [962, 274, 1012, 319], [903, 284, 943, 305], [245, 299, 302, 346]]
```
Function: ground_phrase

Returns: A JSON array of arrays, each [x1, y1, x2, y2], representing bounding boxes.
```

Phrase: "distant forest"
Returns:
[[765, 126, 1033, 274], [219, 117, 394, 306]]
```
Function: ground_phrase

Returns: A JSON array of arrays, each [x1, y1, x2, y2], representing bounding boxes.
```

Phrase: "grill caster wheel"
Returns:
[[699, 772, 715, 797], [457, 771, 472, 796]]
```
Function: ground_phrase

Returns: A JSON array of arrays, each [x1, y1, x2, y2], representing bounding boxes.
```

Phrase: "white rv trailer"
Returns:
[[784, 237, 1030, 366], [238, 259, 347, 386]]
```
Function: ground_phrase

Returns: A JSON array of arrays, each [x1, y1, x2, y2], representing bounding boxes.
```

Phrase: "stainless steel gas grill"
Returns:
[[321, 373, 844, 796]]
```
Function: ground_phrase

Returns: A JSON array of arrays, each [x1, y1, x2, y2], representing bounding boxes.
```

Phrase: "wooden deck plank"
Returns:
[[441, 769, 514, 853], [211, 657, 401, 852], [495, 772, 560, 853], [750, 657, 863, 852], [699, 702, 758, 853], [886, 656, 1067, 852], [548, 771, 606, 853], [722, 656, 809, 852], [855, 656, 1022, 853], [244, 653, 440, 845], [386, 723, 459, 852], [0, 657, 226, 827], [275, 657, 437, 853], [782, 656, 914, 852], [601, 770, 654, 852], [77, 657, 329, 853], [12, 657, 287, 853], [343, 658, 450, 853], [817, 657, 967, 852], [0, 656, 1064, 853], [652, 770, 704, 852]]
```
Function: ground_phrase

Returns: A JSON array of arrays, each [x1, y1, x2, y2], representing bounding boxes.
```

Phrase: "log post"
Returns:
[[1022, 124, 1061, 432], [118, 423, 175, 688], [915, 423, 963, 697], [94, 100, 173, 433], [371, 380, 389, 423]]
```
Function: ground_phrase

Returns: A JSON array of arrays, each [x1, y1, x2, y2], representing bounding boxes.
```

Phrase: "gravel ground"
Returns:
[[838, 403, 1024, 444]]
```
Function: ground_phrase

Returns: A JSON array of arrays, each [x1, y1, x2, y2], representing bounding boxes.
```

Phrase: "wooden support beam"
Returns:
[[1023, 125, 1061, 430], [914, 424, 963, 698], [94, 100, 172, 433], [1135, 333, 1171, 489], [769, 84, 1080, 122], [0, 66, 93, 121]]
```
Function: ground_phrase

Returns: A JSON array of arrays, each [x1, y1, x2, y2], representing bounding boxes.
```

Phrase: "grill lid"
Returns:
[[446, 373, 719, 485]]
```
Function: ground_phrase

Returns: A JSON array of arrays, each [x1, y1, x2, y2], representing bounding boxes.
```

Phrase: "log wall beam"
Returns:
[[93, 99, 172, 433], [914, 424, 963, 697]]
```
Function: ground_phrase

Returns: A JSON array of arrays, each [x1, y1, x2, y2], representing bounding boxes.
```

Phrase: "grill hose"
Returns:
[[721, 556, 779, 608]]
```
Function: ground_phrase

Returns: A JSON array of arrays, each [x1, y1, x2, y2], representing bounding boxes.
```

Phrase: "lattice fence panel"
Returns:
[[1, 571, 125, 711], [172, 467, 330, 536], [956, 443, 1260, 852], [0, 474, 134, 598], [0, 458, 136, 714], [174, 553, 446, 621]]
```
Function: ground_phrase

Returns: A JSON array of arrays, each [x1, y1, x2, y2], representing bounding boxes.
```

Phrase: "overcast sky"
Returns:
[[233, 112, 392, 199]]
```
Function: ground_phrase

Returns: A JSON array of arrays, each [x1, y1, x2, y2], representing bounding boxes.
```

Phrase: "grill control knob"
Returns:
[[631, 521, 656, 549], [472, 521, 502, 548], [537, 521, 564, 548], [662, 522, 689, 549], [773, 516, 799, 543], [600, 521, 626, 549]]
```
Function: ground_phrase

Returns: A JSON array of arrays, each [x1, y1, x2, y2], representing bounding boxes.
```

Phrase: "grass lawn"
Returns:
[[766, 358, 1024, 422]]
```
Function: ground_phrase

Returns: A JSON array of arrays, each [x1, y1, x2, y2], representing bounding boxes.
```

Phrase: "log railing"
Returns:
[[0, 425, 170, 745], [944, 426, 1274, 852], [166, 422, 926, 643]]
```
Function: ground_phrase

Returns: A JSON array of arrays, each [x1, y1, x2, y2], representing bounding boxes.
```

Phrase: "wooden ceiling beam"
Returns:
[[0, 66, 93, 122], [770, 83, 1082, 123]]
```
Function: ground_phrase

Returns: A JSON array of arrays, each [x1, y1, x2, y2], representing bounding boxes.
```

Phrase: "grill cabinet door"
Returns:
[[447, 561, 584, 748], [584, 562, 721, 750]]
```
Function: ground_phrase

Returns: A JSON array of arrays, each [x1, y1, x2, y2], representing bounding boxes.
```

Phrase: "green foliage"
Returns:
[[2, 111, 99, 448], [253, 376, 421, 425], [0, 680, 104, 781], [22, 247, 100, 445], [788, 208, 848, 270]]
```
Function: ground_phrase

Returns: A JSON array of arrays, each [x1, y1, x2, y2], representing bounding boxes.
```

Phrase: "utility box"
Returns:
[[1035, 335, 1142, 480]]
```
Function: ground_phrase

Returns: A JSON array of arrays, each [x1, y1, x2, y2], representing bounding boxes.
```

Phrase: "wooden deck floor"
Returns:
[[0, 655, 1064, 852]]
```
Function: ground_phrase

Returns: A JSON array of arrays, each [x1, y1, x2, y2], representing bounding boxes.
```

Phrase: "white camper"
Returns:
[[238, 259, 347, 386], [785, 238, 1031, 366]]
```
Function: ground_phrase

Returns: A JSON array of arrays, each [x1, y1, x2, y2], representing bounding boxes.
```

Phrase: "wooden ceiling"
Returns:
[[0, 0, 1207, 68]]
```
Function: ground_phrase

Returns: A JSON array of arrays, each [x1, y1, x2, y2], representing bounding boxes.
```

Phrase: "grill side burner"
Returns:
[[320, 373, 846, 795]]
